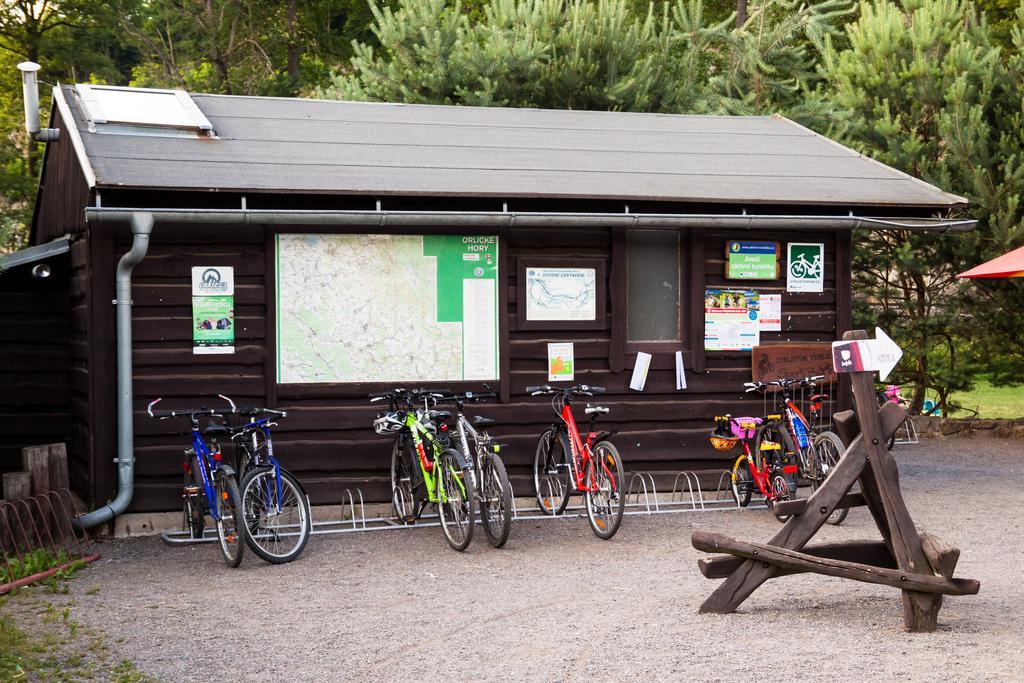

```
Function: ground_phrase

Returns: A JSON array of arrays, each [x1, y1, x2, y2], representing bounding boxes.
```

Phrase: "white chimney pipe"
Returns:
[[17, 61, 59, 142]]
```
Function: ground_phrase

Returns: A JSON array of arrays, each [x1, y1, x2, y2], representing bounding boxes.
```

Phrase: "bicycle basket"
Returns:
[[373, 412, 404, 434], [709, 417, 739, 451]]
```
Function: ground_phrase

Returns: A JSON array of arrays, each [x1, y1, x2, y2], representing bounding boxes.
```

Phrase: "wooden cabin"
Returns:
[[6, 83, 968, 513]]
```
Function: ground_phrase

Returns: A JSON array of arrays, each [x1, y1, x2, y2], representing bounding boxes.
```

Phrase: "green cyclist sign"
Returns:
[[786, 243, 824, 292]]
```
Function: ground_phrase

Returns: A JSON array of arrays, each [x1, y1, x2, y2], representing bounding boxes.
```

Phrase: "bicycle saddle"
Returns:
[[203, 422, 231, 436], [585, 405, 609, 415], [809, 394, 829, 402], [428, 410, 452, 421], [472, 415, 496, 427]]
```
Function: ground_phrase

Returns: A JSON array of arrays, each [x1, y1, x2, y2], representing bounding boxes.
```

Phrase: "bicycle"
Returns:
[[789, 253, 822, 279], [147, 398, 245, 566], [710, 414, 796, 522], [746, 376, 849, 525], [371, 388, 476, 552], [214, 395, 312, 564], [437, 389, 513, 548], [528, 384, 625, 540]]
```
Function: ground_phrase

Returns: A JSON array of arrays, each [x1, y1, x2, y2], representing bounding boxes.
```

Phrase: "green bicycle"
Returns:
[[371, 388, 476, 552]]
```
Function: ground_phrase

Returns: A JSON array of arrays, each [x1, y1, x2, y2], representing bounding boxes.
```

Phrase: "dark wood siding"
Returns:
[[32, 107, 90, 244], [0, 256, 72, 479], [105, 223, 849, 513]]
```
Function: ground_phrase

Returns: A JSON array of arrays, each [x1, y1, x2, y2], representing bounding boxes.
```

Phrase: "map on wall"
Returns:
[[525, 267, 597, 321], [276, 234, 499, 384]]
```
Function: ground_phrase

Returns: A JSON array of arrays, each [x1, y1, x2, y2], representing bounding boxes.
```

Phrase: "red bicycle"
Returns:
[[711, 414, 798, 522], [528, 384, 625, 539]]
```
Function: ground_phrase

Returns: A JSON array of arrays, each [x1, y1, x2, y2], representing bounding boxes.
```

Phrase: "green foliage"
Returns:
[[821, 0, 1024, 411], [323, 0, 854, 115]]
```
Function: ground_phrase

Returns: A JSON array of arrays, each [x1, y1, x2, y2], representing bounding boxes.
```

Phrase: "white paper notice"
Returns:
[[630, 352, 652, 391], [761, 294, 782, 331], [675, 351, 687, 390], [463, 278, 496, 379]]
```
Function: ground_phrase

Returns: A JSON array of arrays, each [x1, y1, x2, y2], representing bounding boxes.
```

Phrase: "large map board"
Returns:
[[276, 234, 499, 383]]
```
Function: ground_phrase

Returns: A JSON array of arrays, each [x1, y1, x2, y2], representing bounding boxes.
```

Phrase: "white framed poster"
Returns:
[[704, 289, 760, 351], [525, 267, 597, 321], [191, 266, 234, 355], [787, 243, 824, 293], [547, 342, 574, 382], [760, 294, 782, 331]]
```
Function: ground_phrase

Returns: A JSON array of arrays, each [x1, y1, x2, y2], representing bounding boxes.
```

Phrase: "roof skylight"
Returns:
[[75, 84, 214, 136]]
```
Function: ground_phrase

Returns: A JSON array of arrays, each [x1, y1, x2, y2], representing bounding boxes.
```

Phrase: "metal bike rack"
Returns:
[[161, 467, 775, 544]]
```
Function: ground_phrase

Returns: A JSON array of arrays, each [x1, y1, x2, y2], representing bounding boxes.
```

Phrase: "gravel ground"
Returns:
[[13, 438, 1024, 681]]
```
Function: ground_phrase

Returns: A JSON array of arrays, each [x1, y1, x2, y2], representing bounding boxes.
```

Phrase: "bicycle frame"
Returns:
[[403, 411, 465, 504], [233, 417, 285, 514], [188, 427, 226, 521], [557, 402, 613, 494]]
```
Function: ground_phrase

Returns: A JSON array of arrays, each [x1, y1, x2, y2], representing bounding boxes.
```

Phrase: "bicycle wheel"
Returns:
[[214, 469, 245, 567], [437, 449, 475, 552], [769, 473, 792, 523], [730, 454, 753, 508], [240, 466, 312, 563], [812, 431, 849, 525], [391, 433, 417, 522], [184, 455, 205, 539], [478, 450, 512, 548], [585, 441, 625, 540], [534, 428, 572, 515]]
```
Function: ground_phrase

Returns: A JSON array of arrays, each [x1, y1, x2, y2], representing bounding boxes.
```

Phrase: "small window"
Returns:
[[76, 84, 214, 136], [627, 229, 680, 342]]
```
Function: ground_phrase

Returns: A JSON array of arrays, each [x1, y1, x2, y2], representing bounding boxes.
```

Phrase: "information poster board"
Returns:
[[547, 342, 574, 382], [192, 266, 234, 354], [787, 243, 824, 292], [704, 288, 760, 351], [276, 234, 498, 383], [525, 267, 597, 321], [725, 241, 780, 280]]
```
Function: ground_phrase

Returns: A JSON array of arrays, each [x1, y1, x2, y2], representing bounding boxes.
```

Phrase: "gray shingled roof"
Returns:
[[56, 84, 966, 209]]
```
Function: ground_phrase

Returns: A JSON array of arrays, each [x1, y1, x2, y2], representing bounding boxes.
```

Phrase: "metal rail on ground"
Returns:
[[161, 469, 771, 545]]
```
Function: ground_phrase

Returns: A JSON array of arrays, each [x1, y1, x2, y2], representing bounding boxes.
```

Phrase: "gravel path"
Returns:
[[39, 439, 1024, 680]]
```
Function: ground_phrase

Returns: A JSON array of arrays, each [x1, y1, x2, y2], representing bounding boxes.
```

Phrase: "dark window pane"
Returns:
[[627, 230, 680, 342]]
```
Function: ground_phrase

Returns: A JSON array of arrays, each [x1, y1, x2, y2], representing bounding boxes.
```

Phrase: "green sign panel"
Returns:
[[191, 266, 235, 355], [192, 296, 235, 352], [725, 241, 779, 280]]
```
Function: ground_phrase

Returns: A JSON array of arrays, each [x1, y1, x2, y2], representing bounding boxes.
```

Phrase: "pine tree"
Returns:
[[820, 0, 1024, 412]]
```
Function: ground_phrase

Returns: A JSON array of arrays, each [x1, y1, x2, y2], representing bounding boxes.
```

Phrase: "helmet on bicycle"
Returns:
[[709, 417, 739, 452], [373, 412, 405, 435]]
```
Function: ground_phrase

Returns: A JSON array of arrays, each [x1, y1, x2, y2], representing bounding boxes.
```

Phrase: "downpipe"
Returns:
[[74, 212, 154, 530]]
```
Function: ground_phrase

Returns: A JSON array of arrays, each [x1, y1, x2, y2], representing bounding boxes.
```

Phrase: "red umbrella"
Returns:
[[958, 244, 1024, 279]]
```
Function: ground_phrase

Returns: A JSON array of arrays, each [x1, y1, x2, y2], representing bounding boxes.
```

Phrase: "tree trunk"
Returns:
[[286, 0, 300, 81], [736, 0, 749, 28]]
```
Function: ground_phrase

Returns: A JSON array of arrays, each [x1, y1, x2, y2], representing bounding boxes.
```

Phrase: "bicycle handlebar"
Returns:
[[146, 397, 218, 421], [744, 375, 827, 393], [526, 384, 605, 397]]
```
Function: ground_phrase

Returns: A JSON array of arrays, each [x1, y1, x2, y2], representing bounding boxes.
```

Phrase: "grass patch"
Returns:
[[0, 589, 159, 682], [0, 549, 85, 587], [944, 380, 1024, 419]]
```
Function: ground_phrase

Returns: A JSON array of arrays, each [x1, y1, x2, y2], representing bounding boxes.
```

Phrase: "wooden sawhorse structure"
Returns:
[[693, 330, 980, 632]]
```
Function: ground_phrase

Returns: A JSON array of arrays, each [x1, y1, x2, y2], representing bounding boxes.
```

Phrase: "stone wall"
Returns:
[[911, 416, 1024, 439]]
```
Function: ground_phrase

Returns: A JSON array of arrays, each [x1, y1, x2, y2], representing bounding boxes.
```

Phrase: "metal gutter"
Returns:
[[1, 237, 70, 269], [74, 212, 153, 530], [84, 207, 977, 233]]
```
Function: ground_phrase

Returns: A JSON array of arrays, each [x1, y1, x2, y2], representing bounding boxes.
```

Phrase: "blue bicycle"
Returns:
[[217, 396, 312, 564], [148, 398, 245, 567]]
